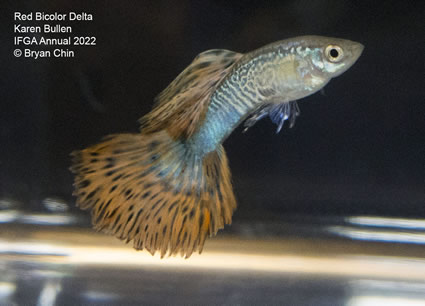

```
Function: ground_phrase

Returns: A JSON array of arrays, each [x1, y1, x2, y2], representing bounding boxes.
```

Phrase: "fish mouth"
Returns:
[[351, 43, 365, 61]]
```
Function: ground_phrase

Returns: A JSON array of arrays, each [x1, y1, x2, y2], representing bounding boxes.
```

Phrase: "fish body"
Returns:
[[191, 36, 364, 155], [71, 36, 363, 258]]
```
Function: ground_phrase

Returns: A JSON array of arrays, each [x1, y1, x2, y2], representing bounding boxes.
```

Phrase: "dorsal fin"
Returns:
[[140, 49, 243, 139]]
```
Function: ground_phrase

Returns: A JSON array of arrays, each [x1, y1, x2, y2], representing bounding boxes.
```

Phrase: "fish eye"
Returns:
[[325, 45, 344, 62]]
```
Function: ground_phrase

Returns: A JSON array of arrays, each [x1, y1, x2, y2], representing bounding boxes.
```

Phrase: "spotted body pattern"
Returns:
[[72, 36, 363, 257]]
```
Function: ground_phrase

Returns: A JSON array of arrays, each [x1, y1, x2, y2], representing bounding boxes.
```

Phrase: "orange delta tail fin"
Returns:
[[71, 131, 236, 258]]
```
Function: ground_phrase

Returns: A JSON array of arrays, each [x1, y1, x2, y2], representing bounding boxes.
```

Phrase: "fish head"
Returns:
[[304, 36, 364, 78], [258, 36, 364, 101]]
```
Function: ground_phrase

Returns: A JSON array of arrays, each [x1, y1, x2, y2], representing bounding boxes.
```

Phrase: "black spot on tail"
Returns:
[[105, 170, 116, 177], [142, 191, 151, 199], [79, 179, 91, 188], [112, 174, 123, 181]]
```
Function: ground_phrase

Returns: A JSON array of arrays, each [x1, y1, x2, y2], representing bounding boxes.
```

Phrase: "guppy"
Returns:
[[71, 35, 364, 258]]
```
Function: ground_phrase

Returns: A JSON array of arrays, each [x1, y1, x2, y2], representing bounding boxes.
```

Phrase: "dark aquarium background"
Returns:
[[2, 0, 424, 220], [1, 1, 425, 305]]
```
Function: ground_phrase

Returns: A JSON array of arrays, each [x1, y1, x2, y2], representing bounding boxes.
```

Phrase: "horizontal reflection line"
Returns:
[[1, 240, 425, 280], [346, 216, 425, 230], [328, 226, 425, 244]]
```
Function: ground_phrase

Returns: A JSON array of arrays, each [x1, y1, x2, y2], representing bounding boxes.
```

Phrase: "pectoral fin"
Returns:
[[243, 101, 300, 133]]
